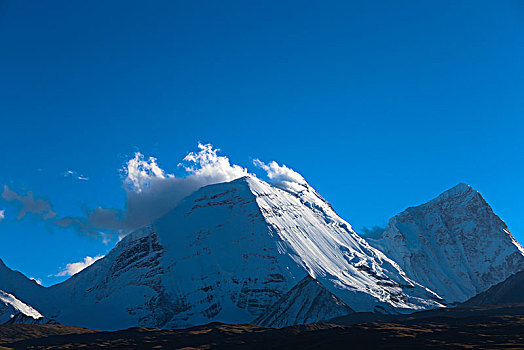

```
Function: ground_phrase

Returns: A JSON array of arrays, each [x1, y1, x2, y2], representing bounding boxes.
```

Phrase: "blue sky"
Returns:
[[1, 0, 523, 286]]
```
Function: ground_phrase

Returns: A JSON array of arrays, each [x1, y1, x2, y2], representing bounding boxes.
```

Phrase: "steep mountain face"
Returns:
[[365, 183, 524, 303], [0, 259, 44, 303], [463, 271, 524, 306], [254, 276, 354, 327], [0, 259, 49, 325], [6, 176, 442, 330], [0, 290, 44, 324]]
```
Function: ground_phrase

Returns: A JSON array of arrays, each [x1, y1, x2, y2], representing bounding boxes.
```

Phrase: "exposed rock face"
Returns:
[[40, 231, 192, 330], [464, 270, 524, 306], [365, 183, 524, 303], [255, 276, 354, 327]]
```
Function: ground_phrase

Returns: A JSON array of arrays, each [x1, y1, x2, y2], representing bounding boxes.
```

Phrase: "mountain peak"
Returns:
[[228, 174, 254, 184], [448, 182, 472, 194], [254, 275, 354, 327], [202, 174, 265, 191], [430, 183, 476, 204]]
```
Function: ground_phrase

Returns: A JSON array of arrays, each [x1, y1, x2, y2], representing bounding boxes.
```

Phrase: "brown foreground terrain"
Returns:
[[1, 304, 524, 349]]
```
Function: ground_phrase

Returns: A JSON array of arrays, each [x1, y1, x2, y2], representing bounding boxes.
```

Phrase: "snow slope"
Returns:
[[254, 276, 354, 327], [3, 176, 442, 330], [365, 183, 524, 303], [0, 290, 44, 324]]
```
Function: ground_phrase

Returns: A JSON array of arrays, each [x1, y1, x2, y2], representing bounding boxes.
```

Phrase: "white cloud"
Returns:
[[2, 144, 250, 240], [53, 255, 104, 277], [0, 210, 4, 222], [55, 143, 249, 239], [1, 185, 56, 220], [253, 159, 308, 193], [119, 143, 248, 235], [181, 143, 248, 182]]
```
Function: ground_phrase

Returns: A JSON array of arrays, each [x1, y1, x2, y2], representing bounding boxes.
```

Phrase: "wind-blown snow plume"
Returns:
[[253, 159, 307, 193], [1, 185, 56, 220], [4, 145, 308, 241], [53, 255, 104, 277]]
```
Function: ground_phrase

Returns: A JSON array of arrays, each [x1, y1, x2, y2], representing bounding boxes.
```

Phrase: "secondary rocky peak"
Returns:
[[463, 270, 524, 306], [254, 275, 354, 327]]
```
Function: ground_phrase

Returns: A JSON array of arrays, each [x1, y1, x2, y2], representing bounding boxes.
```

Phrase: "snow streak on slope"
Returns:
[[0, 290, 43, 324], [255, 276, 354, 327], [365, 183, 524, 303], [245, 177, 442, 312]]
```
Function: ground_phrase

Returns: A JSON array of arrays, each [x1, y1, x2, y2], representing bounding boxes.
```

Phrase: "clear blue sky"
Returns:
[[1, 0, 523, 286]]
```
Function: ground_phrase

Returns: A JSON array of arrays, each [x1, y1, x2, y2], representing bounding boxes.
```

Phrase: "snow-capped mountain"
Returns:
[[364, 183, 524, 303], [1, 175, 443, 330], [0, 290, 45, 324], [0, 259, 53, 324], [0, 258, 44, 299], [254, 276, 354, 327]]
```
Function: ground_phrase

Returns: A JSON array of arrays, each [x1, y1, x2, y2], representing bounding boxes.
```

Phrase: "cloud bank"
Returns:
[[119, 143, 248, 233], [51, 143, 249, 239], [53, 255, 104, 277], [2, 143, 311, 242]]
